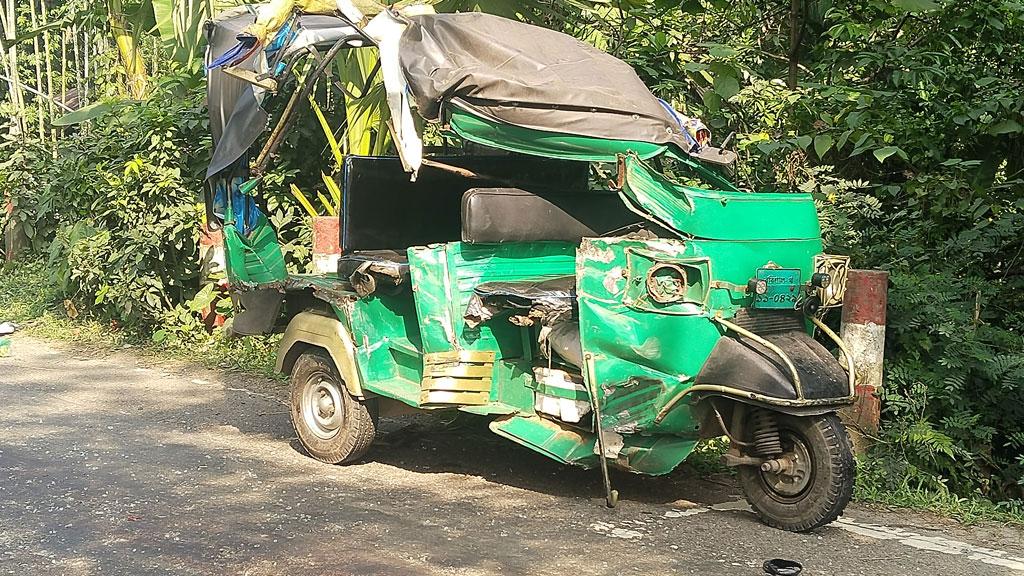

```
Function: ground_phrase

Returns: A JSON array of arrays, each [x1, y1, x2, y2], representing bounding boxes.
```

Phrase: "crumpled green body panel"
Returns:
[[222, 216, 287, 285], [576, 234, 823, 440], [449, 108, 667, 162], [620, 155, 821, 241]]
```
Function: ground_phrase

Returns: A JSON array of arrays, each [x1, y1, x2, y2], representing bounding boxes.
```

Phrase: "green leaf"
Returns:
[[152, 329, 168, 344], [873, 146, 903, 163], [892, 0, 940, 12], [794, 135, 813, 150], [714, 74, 740, 100], [52, 101, 115, 126], [988, 119, 1022, 135], [707, 44, 738, 59], [814, 134, 834, 159]]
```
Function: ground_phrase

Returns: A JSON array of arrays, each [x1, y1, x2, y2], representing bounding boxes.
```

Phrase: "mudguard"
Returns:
[[694, 328, 850, 405], [276, 311, 364, 397]]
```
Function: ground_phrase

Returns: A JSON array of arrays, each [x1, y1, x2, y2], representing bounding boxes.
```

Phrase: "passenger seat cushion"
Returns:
[[461, 188, 639, 244]]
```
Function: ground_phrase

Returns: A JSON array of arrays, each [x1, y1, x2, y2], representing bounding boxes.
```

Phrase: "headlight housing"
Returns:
[[813, 254, 850, 308]]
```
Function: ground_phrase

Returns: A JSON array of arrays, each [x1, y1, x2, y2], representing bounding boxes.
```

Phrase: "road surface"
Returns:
[[2, 336, 1023, 575]]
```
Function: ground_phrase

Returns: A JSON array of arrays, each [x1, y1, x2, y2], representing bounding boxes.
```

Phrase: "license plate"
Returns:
[[753, 268, 802, 309]]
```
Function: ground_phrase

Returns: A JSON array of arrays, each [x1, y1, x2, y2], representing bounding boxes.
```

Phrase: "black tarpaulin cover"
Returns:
[[398, 12, 689, 148]]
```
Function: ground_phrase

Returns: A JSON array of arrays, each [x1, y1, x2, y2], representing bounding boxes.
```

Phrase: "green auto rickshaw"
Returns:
[[204, 5, 857, 532]]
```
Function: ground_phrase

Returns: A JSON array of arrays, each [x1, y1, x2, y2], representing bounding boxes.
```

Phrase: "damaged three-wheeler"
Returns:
[[204, 2, 858, 532]]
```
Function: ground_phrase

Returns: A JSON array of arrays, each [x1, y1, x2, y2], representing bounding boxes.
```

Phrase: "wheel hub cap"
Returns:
[[302, 377, 344, 440], [760, 434, 812, 497]]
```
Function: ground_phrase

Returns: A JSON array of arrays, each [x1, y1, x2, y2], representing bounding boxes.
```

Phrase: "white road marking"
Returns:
[[835, 518, 1024, 571], [660, 501, 1024, 571]]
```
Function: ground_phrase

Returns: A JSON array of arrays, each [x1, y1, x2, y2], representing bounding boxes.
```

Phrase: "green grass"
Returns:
[[1, 258, 281, 379], [855, 455, 1024, 526]]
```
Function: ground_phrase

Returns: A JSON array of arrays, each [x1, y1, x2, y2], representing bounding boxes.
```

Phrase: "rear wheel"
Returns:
[[290, 350, 377, 464], [738, 412, 855, 532]]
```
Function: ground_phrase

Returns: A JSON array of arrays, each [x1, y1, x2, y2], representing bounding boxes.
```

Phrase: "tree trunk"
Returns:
[[787, 0, 802, 90]]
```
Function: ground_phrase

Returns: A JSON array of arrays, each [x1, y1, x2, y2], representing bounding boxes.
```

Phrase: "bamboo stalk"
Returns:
[[29, 0, 46, 141], [60, 28, 67, 137], [0, 0, 25, 137], [40, 0, 56, 149], [83, 27, 90, 103], [72, 24, 83, 106]]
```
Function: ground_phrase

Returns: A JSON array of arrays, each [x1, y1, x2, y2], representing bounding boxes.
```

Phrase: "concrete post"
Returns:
[[312, 216, 340, 275], [839, 269, 888, 449]]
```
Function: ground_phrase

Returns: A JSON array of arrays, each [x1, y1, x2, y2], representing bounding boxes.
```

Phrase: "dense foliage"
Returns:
[[2, 0, 1023, 506]]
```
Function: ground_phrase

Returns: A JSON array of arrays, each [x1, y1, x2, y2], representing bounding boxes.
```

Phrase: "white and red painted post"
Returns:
[[839, 269, 888, 448], [312, 216, 341, 275]]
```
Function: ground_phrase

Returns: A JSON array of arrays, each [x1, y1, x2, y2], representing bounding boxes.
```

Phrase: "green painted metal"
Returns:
[[347, 290, 425, 406], [222, 215, 287, 285], [257, 116, 842, 479], [449, 107, 667, 162], [620, 154, 822, 241], [407, 242, 578, 355], [575, 232, 826, 443], [489, 415, 598, 468]]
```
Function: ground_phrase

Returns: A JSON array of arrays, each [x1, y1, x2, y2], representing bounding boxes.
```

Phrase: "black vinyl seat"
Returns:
[[461, 188, 638, 244]]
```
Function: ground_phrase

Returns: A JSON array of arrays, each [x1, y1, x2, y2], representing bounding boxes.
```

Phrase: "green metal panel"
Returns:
[[577, 237, 716, 437], [222, 216, 287, 285], [616, 435, 698, 475], [688, 238, 823, 318], [348, 291, 423, 387], [620, 154, 822, 241], [489, 415, 598, 468], [449, 108, 667, 162], [577, 235, 825, 441], [488, 414, 697, 475], [408, 242, 578, 355], [490, 358, 537, 412]]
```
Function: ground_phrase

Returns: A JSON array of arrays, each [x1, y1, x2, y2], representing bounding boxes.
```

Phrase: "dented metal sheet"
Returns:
[[619, 154, 822, 241]]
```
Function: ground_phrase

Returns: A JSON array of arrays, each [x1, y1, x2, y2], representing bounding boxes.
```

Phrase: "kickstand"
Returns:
[[584, 353, 619, 508]]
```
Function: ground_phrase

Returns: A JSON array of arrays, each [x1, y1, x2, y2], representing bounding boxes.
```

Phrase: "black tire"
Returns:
[[738, 412, 855, 532], [289, 350, 377, 464]]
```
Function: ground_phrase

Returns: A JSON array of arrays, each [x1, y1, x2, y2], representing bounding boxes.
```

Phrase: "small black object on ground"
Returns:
[[763, 558, 802, 575]]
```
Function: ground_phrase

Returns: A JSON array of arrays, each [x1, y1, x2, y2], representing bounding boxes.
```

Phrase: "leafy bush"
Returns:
[[2, 84, 210, 327]]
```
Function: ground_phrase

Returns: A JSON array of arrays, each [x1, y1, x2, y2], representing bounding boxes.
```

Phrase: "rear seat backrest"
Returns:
[[461, 188, 640, 244]]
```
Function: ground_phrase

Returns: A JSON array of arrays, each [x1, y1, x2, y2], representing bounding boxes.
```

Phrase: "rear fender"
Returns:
[[277, 311, 363, 398]]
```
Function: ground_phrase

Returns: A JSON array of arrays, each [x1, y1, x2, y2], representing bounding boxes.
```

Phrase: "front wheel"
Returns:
[[738, 412, 855, 532], [289, 350, 377, 464]]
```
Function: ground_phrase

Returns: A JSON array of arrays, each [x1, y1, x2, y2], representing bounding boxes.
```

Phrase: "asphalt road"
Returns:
[[2, 336, 1023, 576]]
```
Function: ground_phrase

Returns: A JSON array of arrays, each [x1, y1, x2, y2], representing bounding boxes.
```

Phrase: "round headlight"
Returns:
[[811, 272, 832, 289]]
